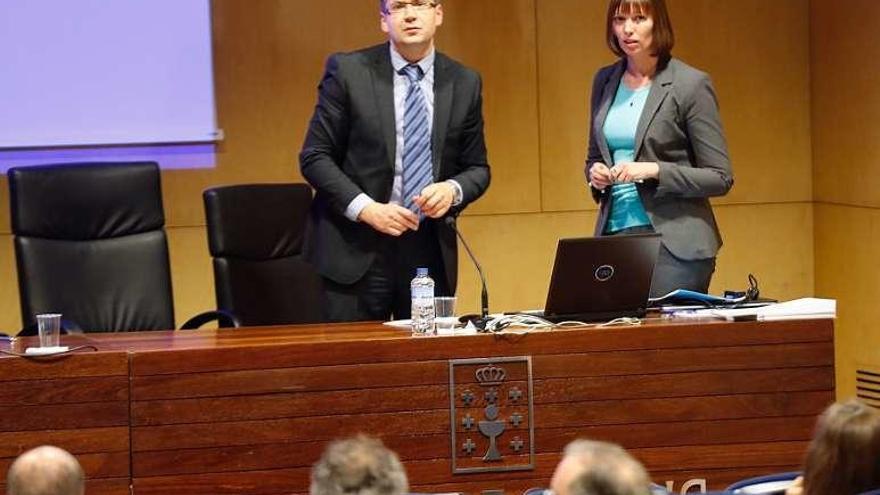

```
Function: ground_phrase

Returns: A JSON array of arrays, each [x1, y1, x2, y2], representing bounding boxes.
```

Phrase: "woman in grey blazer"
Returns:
[[586, 0, 734, 298]]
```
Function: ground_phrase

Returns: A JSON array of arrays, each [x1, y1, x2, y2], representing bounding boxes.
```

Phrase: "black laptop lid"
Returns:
[[543, 234, 661, 321]]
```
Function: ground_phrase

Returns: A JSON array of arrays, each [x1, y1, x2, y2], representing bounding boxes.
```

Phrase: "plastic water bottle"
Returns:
[[410, 267, 435, 336]]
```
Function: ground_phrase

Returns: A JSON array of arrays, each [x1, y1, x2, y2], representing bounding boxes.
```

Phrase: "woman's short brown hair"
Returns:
[[803, 399, 880, 495], [605, 0, 674, 63]]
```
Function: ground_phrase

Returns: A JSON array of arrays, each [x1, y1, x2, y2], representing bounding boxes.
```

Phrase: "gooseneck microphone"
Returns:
[[444, 215, 491, 330]]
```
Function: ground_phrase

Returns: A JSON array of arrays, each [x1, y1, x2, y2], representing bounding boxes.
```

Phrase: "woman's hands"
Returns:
[[589, 161, 660, 190], [589, 163, 616, 190]]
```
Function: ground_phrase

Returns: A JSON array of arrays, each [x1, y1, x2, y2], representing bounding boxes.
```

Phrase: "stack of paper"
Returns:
[[672, 298, 836, 321], [755, 298, 836, 320]]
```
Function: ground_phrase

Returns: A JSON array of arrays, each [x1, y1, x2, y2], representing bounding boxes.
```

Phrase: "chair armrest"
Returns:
[[179, 310, 241, 330]]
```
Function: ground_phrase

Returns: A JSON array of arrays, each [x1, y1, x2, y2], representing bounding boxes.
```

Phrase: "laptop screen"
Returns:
[[543, 234, 661, 321]]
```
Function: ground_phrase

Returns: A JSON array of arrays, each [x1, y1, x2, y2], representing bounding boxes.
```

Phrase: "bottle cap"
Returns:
[[416, 267, 429, 277]]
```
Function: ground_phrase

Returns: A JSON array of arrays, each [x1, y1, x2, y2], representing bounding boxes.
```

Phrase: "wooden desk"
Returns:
[[0, 350, 131, 495], [1, 318, 834, 494]]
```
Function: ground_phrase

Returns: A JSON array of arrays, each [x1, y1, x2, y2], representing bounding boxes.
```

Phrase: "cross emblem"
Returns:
[[462, 414, 475, 430], [462, 390, 475, 406], [510, 437, 524, 452], [463, 438, 476, 455], [508, 387, 523, 402], [510, 412, 523, 427], [484, 388, 499, 404]]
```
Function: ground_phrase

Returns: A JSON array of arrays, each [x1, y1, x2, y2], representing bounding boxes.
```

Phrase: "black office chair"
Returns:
[[203, 183, 323, 326], [8, 161, 237, 334]]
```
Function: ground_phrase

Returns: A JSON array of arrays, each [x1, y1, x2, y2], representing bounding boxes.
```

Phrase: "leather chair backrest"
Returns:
[[203, 183, 322, 326], [9, 162, 175, 331]]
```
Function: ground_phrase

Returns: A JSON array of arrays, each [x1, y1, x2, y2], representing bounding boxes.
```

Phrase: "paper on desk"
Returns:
[[756, 297, 836, 319], [673, 298, 836, 321]]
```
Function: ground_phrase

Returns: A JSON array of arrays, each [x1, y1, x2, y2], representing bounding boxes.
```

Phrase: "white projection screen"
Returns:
[[0, 0, 219, 149]]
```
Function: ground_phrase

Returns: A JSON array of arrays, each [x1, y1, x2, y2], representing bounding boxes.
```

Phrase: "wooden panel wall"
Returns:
[[811, 0, 880, 399], [123, 320, 832, 494], [0, 352, 131, 495], [1, 0, 815, 349]]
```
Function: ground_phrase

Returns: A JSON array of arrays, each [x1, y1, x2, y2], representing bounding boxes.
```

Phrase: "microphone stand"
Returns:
[[445, 216, 492, 331]]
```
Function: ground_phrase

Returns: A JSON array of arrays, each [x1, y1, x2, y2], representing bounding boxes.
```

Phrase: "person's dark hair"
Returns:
[[564, 440, 651, 495], [310, 435, 408, 495], [379, 0, 442, 14], [605, 0, 674, 64], [803, 399, 880, 495]]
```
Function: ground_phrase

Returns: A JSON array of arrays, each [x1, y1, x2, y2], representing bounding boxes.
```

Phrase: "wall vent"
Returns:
[[856, 367, 880, 410]]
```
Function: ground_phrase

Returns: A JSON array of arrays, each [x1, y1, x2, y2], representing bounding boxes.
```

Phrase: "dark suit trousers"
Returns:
[[321, 220, 451, 322]]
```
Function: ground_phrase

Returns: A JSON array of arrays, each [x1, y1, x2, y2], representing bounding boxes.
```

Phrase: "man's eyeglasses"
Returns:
[[385, 0, 437, 15]]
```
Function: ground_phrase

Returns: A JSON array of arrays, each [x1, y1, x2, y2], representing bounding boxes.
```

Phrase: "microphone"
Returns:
[[444, 215, 491, 331]]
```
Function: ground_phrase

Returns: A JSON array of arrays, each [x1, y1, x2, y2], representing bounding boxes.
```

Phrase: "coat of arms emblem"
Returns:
[[449, 356, 535, 474]]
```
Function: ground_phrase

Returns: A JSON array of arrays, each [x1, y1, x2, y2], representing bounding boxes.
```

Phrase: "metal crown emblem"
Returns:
[[475, 365, 506, 386]]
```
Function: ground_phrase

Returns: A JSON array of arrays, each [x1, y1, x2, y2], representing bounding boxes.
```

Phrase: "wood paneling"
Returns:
[[166, 225, 214, 327], [0, 0, 818, 344], [449, 202, 815, 319], [810, 0, 880, 402], [669, 0, 812, 205], [536, 0, 622, 213], [437, 0, 541, 215], [6, 1, 871, 420], [713, 203, 814, 301], [0, 234, 19, 334], [0, 352, 130, 495], [58, 319, 831, 493], [814, 205, 880, 399], [811, 0, 880, 207], [0, 319, 834, 493], [537, 0, 812, 212]]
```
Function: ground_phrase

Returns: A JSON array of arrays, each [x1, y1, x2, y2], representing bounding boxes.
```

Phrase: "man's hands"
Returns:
[[358, 203, 419, 237], [413, 182, 456, 219], [358, 182, 456, 236]]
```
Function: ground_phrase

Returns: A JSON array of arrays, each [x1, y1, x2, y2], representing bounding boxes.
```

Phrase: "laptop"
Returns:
[[534, 234, 661, 322]]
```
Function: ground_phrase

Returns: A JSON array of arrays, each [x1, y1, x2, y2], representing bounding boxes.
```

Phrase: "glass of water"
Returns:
[[434, 297, 457, 335]]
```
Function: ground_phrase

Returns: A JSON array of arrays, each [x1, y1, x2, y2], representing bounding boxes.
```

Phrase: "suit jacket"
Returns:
[[586, 58, 734, 260], [300, 43, 490, 290]]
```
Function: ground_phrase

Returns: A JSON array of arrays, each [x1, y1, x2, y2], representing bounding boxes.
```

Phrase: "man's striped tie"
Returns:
[[400, 64, 433, 219]]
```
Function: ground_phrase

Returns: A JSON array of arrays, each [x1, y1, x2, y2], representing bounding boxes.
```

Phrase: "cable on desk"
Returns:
[[596, 317, 643, 327], [484, 314, 643, 333]]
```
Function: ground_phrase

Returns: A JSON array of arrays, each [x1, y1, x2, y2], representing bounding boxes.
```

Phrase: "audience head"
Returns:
[[6, 446, 84, 495], [550, 439, 651, 495], [802, 399, 880, 495], [310, 435, 408, 495]]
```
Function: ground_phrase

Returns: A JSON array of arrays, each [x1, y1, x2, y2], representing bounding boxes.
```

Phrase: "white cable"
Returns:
[[596, 317, 643, 327], [485, 314, 554, 332], [483, 314, 643, 332]]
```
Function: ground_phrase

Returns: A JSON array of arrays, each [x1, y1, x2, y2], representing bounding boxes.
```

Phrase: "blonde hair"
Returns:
[[310, 435, 408, 495]]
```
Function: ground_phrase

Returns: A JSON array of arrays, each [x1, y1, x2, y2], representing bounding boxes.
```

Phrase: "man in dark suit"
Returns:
[[300, 0, 491, 322]]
